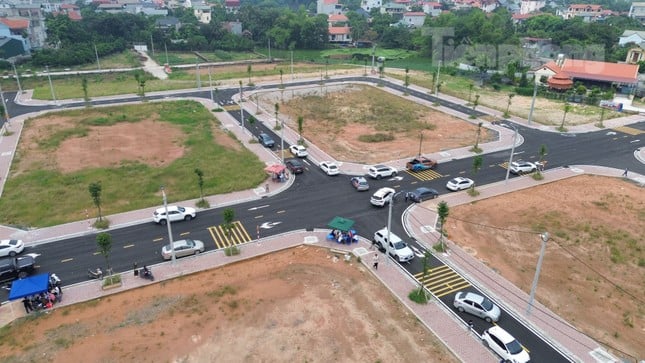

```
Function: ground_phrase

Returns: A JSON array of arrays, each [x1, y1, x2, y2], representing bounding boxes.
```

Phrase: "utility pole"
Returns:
[[45, 65, 57, 105], [94, 43, 101, 70], [527, 77, 538, 125], [161, 186, 175, 264], [527, 232, 549, 315], [0, 82, 10, 122], [434, 60, 442, 96], [196, 60, 201, 89], [11, 61, 22, 95], [150, 33, 155, 56], [268, 38, 272, 62], [164, 43, 169, 65], [504, 124, 518, 185], [208, 66, 214, 103], [290, 50, 294, 81]]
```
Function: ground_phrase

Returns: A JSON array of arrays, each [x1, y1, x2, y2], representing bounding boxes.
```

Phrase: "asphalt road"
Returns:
[[2, 77, 644, 362]]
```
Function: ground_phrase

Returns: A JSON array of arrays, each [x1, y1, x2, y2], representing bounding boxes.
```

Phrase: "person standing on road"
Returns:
[[372, 252, 379, 270]]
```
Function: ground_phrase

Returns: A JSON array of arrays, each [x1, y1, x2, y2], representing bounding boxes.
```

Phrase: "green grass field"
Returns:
[[0, 101, 267, 228]]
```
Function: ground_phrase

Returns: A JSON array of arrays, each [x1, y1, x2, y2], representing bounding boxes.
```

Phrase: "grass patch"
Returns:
[[408, 288, 429, 304], [358, 133, 395, 143], [0, 101, 267, 227]]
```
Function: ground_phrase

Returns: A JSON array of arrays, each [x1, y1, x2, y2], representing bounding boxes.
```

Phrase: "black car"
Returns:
[[0, 256, 37, 282], [285, 159, 304, 174], [406, 187, 439, 203], [257, 133, 275, 148]]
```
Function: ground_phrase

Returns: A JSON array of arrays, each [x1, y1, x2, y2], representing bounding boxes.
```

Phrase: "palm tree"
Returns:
[[274, 103, 279, 128], [470, 155, 483, 195], [297, 116, 304, 143], [560, 103, 572, 131], [437, 201, 449, 252], [473, 122, 483, 152]]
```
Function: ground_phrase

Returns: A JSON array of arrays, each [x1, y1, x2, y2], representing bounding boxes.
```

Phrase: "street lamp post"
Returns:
[[434, 60, 442, 96], [527, 232, 549, 315], [45, 65, 57, 105], [207, 66, 214, 103], [161, 186, 176, 264], [527, 77, 538, 125], [386, 191, 404, 265], [196, 61, 201, 89], [11, 61, 22, 95], [280, 119, 285, 165], [504, 123, 518, 185]]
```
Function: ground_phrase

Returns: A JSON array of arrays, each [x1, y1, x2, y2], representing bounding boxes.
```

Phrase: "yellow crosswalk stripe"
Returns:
[[613, 126, 643, 135], [405, 169, 443, 181], [223, 104, 240, 111], [208, 221, 253, 249], [414, 264, 471, 298]]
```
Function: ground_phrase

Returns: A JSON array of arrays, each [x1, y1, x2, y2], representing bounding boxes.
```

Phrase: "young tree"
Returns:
[[279, 69, 283, 88], [223, 208, 235, 237], [560, 103, 572, 131], [82, 77, 90, 105], [537, 144, 548, 176], [468, 82, 474, 104], [194, 168, 205, 202], [96, 232, 112, 274], [472, 122, 483, 152], [470, 155, 483, 195], [404, 67, 410, 89], [472, 94, 480, 111], [89, 182, 103, 221], [505, 93, 515, 117], [247, 64, 252, 85], [274, 103, 279, 128], [134, 71, 146, 99], [297, 116, 304, 143], [437, 201, 449, 252]]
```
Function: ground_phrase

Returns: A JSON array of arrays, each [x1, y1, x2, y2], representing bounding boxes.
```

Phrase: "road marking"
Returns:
[[414, 265, 471, 298], [248, 204, 270, 211], [254, 215, 263, 219], [405, 169, 443, 181], [61, 258, 74, 263], [123, 244, 135, 249], [613, 126, 643, 135], [260, 221, 282, 229], [153, 237, 164, 242], [179, 232, 190, 236], [1, 151, 11, 157], [208, 221, 253, 249], [277, 210, 286, 214]]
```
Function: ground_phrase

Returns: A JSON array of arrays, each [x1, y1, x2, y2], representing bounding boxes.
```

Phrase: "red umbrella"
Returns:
[[264, 164, 286, 174]]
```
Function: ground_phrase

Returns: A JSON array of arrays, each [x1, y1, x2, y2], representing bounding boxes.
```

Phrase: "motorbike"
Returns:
[[139, 267, 154, 281], [87, 268, 103, 280]]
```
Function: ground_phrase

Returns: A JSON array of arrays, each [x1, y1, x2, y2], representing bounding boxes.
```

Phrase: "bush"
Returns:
[[409, 288, 429, 304], [358, 133, 395, 143], [224, 246, 240, 256], [93, 218, 110, 229]]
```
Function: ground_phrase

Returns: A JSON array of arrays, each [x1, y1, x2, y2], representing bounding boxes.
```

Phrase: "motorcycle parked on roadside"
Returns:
[[139, 266, 154, 281], [87, 268, 103, 280]]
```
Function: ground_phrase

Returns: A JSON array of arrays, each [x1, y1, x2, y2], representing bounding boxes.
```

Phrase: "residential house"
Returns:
[[519, 0, 545, 14], [155, 16, 181, 32], [619, 30, 645, 46], [560, 4, 605, 21], [222, 21, 243, 36], [97, 3, 125, 13], [402, 12, 426, 27], [361, 0, 382, 12], [512, 12, 541, 24], [534, 55, 639, 93], [422, 2, 442, 17], [451, 0, 499, 13], [628, 2, 645, 23], [380, 2, 406, 15], [225, 0, 240, 14], [328, 14, 348, 26], [329, 26, 352, 43], [193, 4, 212, 24], [625, 47, 645, 64], [318, 0, 343, 15], [0, 21, 29, 58], [56, 3, 82, 20], [0, 4, 46, 49]]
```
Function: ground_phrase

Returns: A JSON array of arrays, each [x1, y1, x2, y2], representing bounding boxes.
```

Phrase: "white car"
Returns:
[[161, 239, 205, 260], [482, 326, 531, 363], [320, 161, 340, 176], [446, 177, 474, 191], [0, 239, 24, 257], [453, 291, 501, 322], [289, 144, 308, 157], [370, 187, 396, 207], [368, 164, 398, 179], [153, 206, 196, 225], [509, 161, 537, 175]]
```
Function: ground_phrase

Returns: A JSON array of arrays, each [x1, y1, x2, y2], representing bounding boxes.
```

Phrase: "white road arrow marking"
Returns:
[[248, 204, 270, 211], [260, 221, 282, 229], [389, 176, 404, 181]]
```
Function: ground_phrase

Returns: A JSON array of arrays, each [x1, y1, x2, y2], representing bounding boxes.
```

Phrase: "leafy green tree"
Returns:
[[537, 144, 548, 176], [279, 69, 283, 88], [560, 103, 572, 131], [468, 82, 474, 104], [96, 232, 112, 273], [472, 94, 480, 111], [223, 208, 235, 237], [274, 103, 279, 128], [404, 67, 410, 89], [437, 201, 449, 251], [470, 155, 483, 194], [297, 116, 304, 143], [194, 168, 205, 202], [473, 122, 483, 152], [134, 71, 146, 98], [89, 182, 103, 221], [82, 77, 90, 104]]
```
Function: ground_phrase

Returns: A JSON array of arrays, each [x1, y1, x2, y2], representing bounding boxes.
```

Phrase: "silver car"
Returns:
[[161, 239, 205, 260], [453, 291, 501, 323]]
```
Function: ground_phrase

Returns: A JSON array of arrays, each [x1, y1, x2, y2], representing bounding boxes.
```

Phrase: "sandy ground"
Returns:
[[0, 247, 458, 363], [446, 175, 644, 359]]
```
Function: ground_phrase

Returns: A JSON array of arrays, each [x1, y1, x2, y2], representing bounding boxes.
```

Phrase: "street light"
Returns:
[[527, 76, 538, 125], [160, 186, 175, 264], [434, 60, 442, 96], [280, 118, 285, 165], [11, 61, 22, 95], [527, 232, 549, 315], [504, 123, 518, 185], [207, 66, 214, 103], [45, 65, 57, 105]]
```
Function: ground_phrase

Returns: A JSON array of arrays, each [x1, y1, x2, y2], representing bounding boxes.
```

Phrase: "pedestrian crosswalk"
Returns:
[[414, 265, 471, 298], [208, 221, 253, 249], [612, 126, 643, 136], [223, 104, 240, 111], [405, 169, 443, 181]]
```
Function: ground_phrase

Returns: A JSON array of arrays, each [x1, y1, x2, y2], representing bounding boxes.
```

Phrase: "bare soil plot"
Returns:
[[0, 247, 459, 363], [446, 175, 644, 359]]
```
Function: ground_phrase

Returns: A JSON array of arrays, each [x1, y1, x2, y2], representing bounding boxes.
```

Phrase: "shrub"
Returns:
[[224, 246, 240, 256], [358, 133, 394, 143], [408, 288, 428, 304]]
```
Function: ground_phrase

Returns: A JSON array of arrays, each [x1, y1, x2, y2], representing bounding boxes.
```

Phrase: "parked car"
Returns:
[[509, 161, 537, 175], [481, 326, 531, 363], [406, 187, 439, 202], [153, 206, 196, 225], [370, 187, 396, 207], [373, 227, 414, 263], [350, 176, 370, 191], [285, 158, 304, 174], [161, 239, 205, 260], [257, 133, 275, 148], [0, 239, 24, 258], [320, 161, 340, 176], [368, 164, 398, 179], [0, 256, 37, 282], [289, 144, 308, 157], [453, 291, 501, 322], [446, 177, 474, 191]]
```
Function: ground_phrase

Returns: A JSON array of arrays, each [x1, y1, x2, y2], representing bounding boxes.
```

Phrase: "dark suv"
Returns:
[[257, 133, 275, 148], [285, 159, 304, 174], [0, 256, 37, 282]]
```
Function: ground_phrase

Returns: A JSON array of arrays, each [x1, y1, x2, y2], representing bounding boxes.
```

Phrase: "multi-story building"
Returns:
[[628, 2, 645, 23]]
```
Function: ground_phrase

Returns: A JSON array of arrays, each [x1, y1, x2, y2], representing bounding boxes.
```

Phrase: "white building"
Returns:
[[619, 30, 645, 46], [361, 0, 382, 12], [519, 0, 545, 14]]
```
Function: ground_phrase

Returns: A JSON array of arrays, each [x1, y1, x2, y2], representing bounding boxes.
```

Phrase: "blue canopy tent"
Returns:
[[8, 273, 50, 300]]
